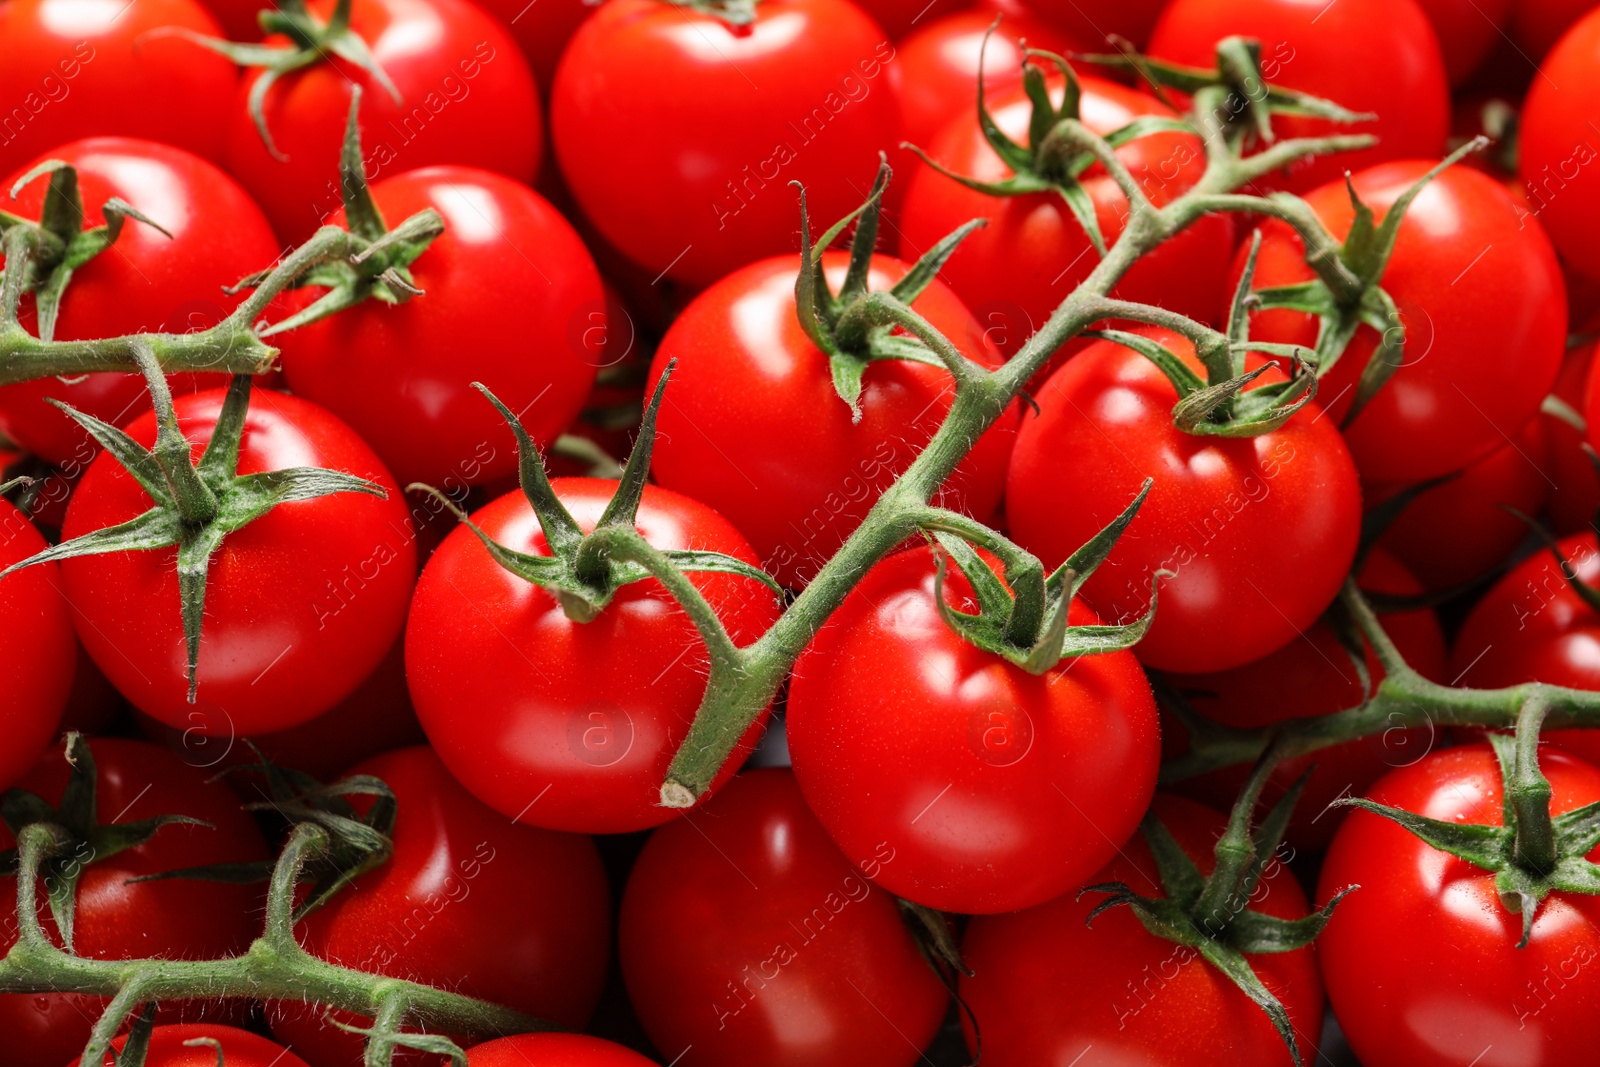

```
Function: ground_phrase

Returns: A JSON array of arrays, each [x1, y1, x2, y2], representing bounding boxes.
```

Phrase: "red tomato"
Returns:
[[961, 795, 1325, 1066], [466, 0, 593, 95], [407, 478, 780, 833], [276, 165, 600, 489], [1319, 745, 1600, 1067], [619, 769, 949, 1067], [647, 252, 1016, 588], [0, 739, 270, 1067], [0, 0, 236, 178], [858, 0, 970, 38], [197, 0, 270, 39], [1162, 549, 1449, 851], [73, 1024, 310, 1067], [459, 1034, 657, 1067], [786, 544, 1161, 913], [1513, 0, 1600, 61], [0, 138, 282, 467], [269, 746, 610, 1064], [1450, 531, 1600, 766], [1006, 326, 1362, 673], [1550, 344, 1600, 535], [1241, 161, 1567, 485], [550, 0, 902, 287], [1023, 0, 1167, 49], [1519, 8, 1600, 285], [222, 0, 541, 244], [1148, 0, 1449, 193], [60, 388, 416, 735], [1368, 414, 1549, 591], [900, 75, 1233, 358], [0, 499, 74, 792], [1415, 0, 1515, 83]]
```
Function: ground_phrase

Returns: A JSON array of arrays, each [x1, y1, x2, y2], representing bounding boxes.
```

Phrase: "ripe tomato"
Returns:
[[1241, 161, 1567, 485], [550, 0, 902, 287], [460, 1034, 658, 1067], [960, 795, 1325, 1066], [0, 0, 236, 178], [1148, 0, 1449, 193], [0, 499, 74, 792], [1318, 745, 1600, 1067], [619, 769, 949, 1067], [1550, 343, 1600, 535], [0, 739, 270, 1067], [276, 165, 600, 489], [467, 0, 593, 95], [407, 478, 780, 833], [1367, 414, 1549, 591], [856, 0, 969, 38], [222, 0, 541, 243], [60, 388, 416, 735], [1450, 531, 1600, 766], [1024, 0, 1167, 49], [899, 75, 1234, 358], [647, 252, 1017, 588], [1006, 326, 1361, 673], [72, 1024, 311, 1067], [1518, 8, 1600, 285], [1414, 0, 1514, 84], [269, 746, 610, 1064], [0, 138, 282, 467], [786, 543, 1161, 913], [1161, 549, 1449, 851]]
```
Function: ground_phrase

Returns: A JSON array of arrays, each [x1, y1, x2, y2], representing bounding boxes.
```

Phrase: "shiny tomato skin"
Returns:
[[900, 75, 1233, 357], [1148, 0, 1449, 193], [961, 795, 1324, 1066], [1451, 532, 1600, 766], [0, 138, 283, 467], [223, 0, 541, 244], [619, 769, 949, 1067], [460, 1034, 658, 1066], [1006, 326, 1362, 673], [269, 746, 610, 1064], [0, 739, 270, 1067], [550, 0, 903, 288], [1517, 9, 1600, 285], [276, 165, 600, 489], [647, 252, 1016, 588], [0, 0, 236, 178], [786, 544, 1161, 914], [1319, 745, 1600, 1067], [71, 1025, 311, 1067], [1241, 161, 1567, 485], [59, 388, 416, 735], [407, 478, 780, 834], [1162, 549, 1448, 851], [1549, 344, 1600, 535], [0, 500, 75, 792]]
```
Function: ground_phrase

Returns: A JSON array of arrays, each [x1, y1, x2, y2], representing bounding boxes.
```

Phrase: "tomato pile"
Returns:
[[4, 0, 1600, 1064]]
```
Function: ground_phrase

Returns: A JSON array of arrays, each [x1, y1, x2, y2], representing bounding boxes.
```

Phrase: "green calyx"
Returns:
[[0, 161, 171, 342], [165, 0, 400, 161], [794, 159, 986, 422], [0, 734, 213, 953], [659, 0, 758, 25], [0, 363, 387, 703], [409, 361, 781, 624], [920, 479, 1159, 673], [1081, 772, 1354, 1067]]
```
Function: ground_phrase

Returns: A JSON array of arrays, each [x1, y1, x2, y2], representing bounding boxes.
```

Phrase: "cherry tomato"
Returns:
[[1148, 0, 1449, 193], [72, 1024, 311, 1067], [0, 738, 270, 1067], [648, 252, 1017, 588], [223, 0, 541, 244], [1518, 8, 1600, 285], [1006, 326, 1361, 673], [407, 478, 780, 833], [276, 165, 601, 489], [269, 746, 611, 1064], [1241, 160, 1567, 485], [1161, 549, 1449, 851], [619, 769, 949, 1067], [899, 75, 1234, 359], [1450, 531, 1600, 766], [961, 795, 1325, 1066], [60, 388, 416, 735], [0, 499, 74, 792], [550, 0, 903, 287], [0, 138, 282, 467], [460, 1034, 658, 1067], [1550, 344, 1600, 535], [0, 0, 236, 178], [1415, 0, 1514, 84], [1319, 744, 1600, 1067], [786, 543, 1161, 913]]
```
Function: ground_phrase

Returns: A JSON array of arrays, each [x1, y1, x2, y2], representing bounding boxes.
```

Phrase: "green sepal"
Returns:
[[326, 1013, 470, 1066], [1227, 886, 1357, 955], [1193, 938, 1306, 1067], [1336, 796, 1512, 867]]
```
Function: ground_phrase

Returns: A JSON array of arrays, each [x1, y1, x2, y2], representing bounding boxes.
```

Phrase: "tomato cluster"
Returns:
[[3, 0, 1600, 1065]]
